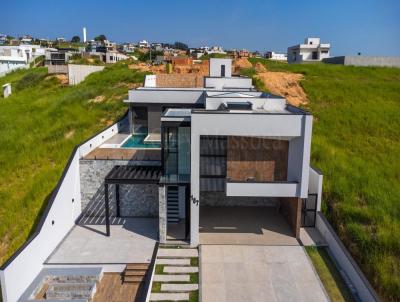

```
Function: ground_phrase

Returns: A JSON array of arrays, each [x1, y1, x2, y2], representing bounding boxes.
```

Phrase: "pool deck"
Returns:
[[83, 147, 161, 160]]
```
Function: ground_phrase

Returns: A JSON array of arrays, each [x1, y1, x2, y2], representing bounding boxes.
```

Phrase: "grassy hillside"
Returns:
[[250, 58, 400, 302], [0, 63, 147, 266]]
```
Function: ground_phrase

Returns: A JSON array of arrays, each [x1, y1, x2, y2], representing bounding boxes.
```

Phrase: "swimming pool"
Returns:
[[121, 134, 161, 149]]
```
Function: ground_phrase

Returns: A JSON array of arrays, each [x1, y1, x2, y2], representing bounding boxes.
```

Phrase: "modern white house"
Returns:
[[287, 37, 330, 63], [0, 58, 325, 302], [265, 51, 288, 61], [0, 45, 46, 76]]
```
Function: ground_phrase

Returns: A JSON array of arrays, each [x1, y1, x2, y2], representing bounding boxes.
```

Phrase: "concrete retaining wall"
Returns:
[[0, 116, 128, 302], [68, 64, 105, 85], [47, 64, 68, 74], [324, 56, 400, 68], [316, 213, 380, 302]]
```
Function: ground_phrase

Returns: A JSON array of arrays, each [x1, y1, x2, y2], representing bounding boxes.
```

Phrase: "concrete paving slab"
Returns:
[[47, 218, 158, 264], [161, 283, 198, 292], [201, 245, 329, 302], [150, 292, 189, 301], [156, 259, 191, 266], [153, 275, 190, 282], [163, 266, 198, 274], [158, 248, 198, 258]]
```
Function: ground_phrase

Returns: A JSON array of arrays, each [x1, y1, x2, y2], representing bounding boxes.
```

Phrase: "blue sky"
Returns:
[[1, 0, 400, 56]]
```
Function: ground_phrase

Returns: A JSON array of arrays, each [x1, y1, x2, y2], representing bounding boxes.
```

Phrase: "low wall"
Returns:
[[47, 64, 68, 74], [309, 166, 323, 211], [80, 159, 160, 217], [0, 115, 128, 302], [324, 56, 400, 68], [316, 213, 380, 302], [68, 64, 105, 85]]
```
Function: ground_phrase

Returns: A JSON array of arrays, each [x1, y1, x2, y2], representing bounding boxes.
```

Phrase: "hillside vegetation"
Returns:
[[0, 63, 147, 266], [249, 59, 400, 302]]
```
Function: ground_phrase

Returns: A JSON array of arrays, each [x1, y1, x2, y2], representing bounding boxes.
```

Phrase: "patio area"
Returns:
[[46, 218, 158, 264]]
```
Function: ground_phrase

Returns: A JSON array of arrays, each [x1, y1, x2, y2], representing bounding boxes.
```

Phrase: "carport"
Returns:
[[104, 165, 162, 236], [199, 206, 299, 245]]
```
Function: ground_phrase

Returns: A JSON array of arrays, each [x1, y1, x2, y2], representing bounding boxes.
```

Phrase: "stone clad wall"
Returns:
[[79, 159, 160, 217]]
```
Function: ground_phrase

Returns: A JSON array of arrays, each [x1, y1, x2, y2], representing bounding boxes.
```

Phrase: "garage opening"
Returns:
[[198, 135, 301, 245]]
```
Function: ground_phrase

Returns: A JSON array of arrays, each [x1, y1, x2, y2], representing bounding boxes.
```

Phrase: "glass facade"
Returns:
[[162, 125, 191, 183]]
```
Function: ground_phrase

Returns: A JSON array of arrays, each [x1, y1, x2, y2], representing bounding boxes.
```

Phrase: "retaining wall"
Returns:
[[324, 56, 400, 68], [68, 64, 105, 85], [0, 116, 127, 302], [316, 213, 380, 302]]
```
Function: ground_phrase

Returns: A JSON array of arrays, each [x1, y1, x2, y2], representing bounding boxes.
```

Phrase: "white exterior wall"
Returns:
[[209, 58, 232, 77], [308, 166, 323, 211], [204, 77, 252, 89], [68, 64, 105, 85], [0, 118, 126, 302], [190, 112, 312, 246]]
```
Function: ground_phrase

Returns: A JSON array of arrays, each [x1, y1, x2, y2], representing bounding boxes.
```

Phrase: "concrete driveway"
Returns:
[[201, 245, 329, 302]]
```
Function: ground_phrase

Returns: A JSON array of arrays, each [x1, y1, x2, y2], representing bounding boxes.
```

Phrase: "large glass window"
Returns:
[[163, 126, 190, 182]]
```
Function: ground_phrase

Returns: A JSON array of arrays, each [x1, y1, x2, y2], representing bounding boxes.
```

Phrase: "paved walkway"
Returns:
[[201, 245, 329, 302], [150, 247, 199, 301]]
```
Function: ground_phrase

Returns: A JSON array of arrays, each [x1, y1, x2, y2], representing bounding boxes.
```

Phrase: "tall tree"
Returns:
[[94, 34, 107, 42], [71, 36, 80, 43]]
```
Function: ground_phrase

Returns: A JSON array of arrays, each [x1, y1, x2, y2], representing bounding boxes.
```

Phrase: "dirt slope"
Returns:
[[254, 63, 307, 106]]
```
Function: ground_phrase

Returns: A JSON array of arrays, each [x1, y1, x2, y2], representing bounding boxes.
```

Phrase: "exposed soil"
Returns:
[[64, 130, 75, 139], [233, 57, 252, 70], [88, 95, 105, 103], [255, 67, 307, 106]]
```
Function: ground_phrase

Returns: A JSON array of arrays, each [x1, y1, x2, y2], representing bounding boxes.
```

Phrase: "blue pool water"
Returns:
[[121, 134, 161, 149]]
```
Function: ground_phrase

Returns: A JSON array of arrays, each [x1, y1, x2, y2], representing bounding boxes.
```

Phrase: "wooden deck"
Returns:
[[93, 273, 141, 302], [83, 148, 161, 161]]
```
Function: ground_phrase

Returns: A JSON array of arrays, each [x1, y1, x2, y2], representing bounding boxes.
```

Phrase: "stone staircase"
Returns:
[[167, 186, 179, 223], [150, 247, 199, 301], [122, 263, 149, 284]]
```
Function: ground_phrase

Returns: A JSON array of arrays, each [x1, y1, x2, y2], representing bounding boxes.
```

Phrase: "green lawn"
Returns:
[[306, 246, 355, 302], [250, 58, 400, 302], [0, 63, 147, 265]]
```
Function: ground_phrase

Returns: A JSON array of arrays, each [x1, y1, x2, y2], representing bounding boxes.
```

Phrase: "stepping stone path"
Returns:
[[150, 247, 199, 302]]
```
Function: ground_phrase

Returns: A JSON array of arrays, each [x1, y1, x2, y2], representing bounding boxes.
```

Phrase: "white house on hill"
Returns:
[[287, 38, 330, 64]]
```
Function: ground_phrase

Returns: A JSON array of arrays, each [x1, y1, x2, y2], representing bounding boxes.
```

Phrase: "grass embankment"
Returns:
[[306, 247, 355, 302], [0, 63, 147, 265], [249, 58, 400, 302]]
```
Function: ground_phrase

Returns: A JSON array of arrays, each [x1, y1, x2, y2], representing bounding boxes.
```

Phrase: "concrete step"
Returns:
[[158, 249, 198, 258], [161, 283, 198, 292], [126, 264, 149, 270], [163, 266, 198, 274], [124, 276, 144, 283], [150, 292, 189, 301], [125, 270, 146, 276], [153, 274, 190, 282], [156, 259, 191, 266]]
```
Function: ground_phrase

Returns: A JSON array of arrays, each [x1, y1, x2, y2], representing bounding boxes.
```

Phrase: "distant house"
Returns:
[[265, 51, 287, 61], [239, 49, 250, 58], [106, 51, 128, 64], [45, 48, 76, 65], [0, 44, 46, 76], [0, 34, 6, 45], [138, 40, 150, 48], [287, 38, 330, 63]]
